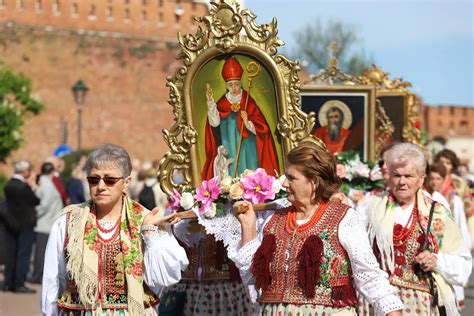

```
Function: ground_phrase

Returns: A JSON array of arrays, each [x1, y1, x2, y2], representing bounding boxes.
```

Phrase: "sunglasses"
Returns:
[[87, 176, 124, 186]]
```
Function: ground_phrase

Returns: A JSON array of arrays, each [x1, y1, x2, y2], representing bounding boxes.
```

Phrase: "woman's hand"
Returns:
[[414, 250, 438, 272], [142, 207, 180, 233], [233, 200, 257, 245]]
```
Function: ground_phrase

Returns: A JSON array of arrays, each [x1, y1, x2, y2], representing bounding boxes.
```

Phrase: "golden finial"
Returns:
[[327, 41, 339, 70], [327, 41, 340, 57], [298, 135, 329, 153]]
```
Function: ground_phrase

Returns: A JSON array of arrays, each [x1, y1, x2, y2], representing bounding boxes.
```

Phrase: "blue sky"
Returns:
[[245, 0, 473, 107]]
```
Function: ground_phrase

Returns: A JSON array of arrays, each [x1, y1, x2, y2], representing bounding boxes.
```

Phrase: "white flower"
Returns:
[[352, 161, 370, 178], [272, 175, 287, 193], [204, 202, 217, 219], [370, 165, 384, 181], [179, 192, 194, 210], [219, 176, 233, 193]]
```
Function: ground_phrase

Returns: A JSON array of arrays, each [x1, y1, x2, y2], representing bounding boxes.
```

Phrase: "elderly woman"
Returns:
[[364, 143, 472, 315], [41, 144, 189, 315], [224, 140, 404, 315], [427, 163, 471, 309]]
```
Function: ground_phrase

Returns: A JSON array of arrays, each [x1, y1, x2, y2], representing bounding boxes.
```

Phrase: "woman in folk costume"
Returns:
[[362, 143, 472, 316], [41, 144, 189, 315], [426, 162, 471, 309], [202, 56, 279, 180], [214, 138, 404, 315], [434, 149, 474, 249]]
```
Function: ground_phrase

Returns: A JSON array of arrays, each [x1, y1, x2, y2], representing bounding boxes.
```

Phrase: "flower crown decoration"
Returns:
[[168, 168, 287, 219], [335, 150, 384, 196]]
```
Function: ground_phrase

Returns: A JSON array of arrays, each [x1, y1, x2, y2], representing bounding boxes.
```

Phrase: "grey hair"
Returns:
[[85, 144, 132, 177], [386, 142, 427, 176], [13, 160, 31, 173]]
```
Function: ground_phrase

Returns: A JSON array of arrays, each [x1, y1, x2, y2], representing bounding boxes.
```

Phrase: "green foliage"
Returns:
[[0, 61, 44, 162], [419, 127, 430, 146], [292, 19, 373, 75], [0, 173, 7, 198]]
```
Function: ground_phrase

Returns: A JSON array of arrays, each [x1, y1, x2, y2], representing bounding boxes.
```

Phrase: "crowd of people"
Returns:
[[0, 140, 472, 316]]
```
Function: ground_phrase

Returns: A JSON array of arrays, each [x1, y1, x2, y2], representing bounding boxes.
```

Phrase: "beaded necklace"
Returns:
[[393, 199, 418, 246], [285, 201, 328, 234], [92, 205, 122, 242]]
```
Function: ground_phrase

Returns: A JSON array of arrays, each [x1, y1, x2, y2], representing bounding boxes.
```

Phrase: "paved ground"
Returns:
[[1, 264, 474, 315]]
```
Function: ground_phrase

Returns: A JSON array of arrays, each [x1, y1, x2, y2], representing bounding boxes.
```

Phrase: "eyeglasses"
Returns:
[[87, 176, 124, 186]]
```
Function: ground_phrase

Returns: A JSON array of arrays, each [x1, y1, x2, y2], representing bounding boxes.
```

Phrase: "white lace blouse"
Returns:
[[40, 214, 189, 316], [195, 200, 404, 315]]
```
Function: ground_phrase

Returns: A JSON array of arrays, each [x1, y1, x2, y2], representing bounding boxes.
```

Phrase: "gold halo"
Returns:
[[318, 100, 353, 129]]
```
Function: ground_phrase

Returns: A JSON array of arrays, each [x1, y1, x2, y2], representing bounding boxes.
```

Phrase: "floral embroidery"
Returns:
[[84, 218, 99, 252], [122, 199, 144, 282], [431, 218, 444, 249]]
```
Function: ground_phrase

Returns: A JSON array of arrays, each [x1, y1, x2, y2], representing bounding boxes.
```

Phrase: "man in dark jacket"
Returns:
[[2, 160, 40, 293]]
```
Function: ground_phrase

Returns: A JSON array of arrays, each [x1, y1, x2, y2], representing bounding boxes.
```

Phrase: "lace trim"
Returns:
[[142, 229, 167, 246], [373, 294, 404, 315], [195, 199, 290, 258]]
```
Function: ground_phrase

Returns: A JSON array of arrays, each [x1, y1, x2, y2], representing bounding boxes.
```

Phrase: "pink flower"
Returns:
[[336, 164, 347, 178], [169, 188, 181, 210], [241, 168, 276, 204], [195, 177, 221, 214]]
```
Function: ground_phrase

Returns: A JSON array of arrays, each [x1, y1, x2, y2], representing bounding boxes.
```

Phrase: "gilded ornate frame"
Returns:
[[300, 85, 376, 161], [158, 0, 312, 194], [358, 65, 423, 155]]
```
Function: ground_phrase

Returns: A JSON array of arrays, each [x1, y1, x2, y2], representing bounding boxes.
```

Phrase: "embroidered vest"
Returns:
[[389, 222, 432, 293], [258, 201, 357, 307], [181, 222, 241, 283], [57, 222, 159, 311]]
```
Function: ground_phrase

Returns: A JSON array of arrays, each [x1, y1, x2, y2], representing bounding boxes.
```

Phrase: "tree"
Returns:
[[292, 19, 373, 75], [0, 61, 44, 162]]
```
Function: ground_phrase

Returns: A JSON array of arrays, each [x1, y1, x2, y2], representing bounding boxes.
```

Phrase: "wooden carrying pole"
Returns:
[[172, 201, 277, 220]]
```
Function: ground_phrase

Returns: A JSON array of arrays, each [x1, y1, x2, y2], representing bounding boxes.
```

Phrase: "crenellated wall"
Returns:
[[0, 0, 208, 39]]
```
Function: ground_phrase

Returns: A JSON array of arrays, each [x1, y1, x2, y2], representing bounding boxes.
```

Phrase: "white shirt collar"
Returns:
[[12, 174, 26, 182], [225, 91, 242, 104]]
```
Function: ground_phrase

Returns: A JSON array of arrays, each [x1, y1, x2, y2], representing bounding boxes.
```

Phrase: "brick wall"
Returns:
[[423, 105, 474, 138], [0, 26, 182, 174], [0, 0, 208, 39]]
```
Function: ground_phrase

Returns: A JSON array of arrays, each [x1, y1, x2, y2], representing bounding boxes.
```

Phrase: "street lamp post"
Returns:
[[71, 80, 89, 150]]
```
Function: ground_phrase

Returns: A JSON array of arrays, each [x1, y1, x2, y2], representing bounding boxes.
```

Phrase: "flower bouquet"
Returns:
[[335, 151, 384, 203], [168, 168, 287, 219]]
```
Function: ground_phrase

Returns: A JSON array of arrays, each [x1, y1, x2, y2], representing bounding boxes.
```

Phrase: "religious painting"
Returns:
[[300, 85, 376, 161], [358, 64, 422, 154], [191, 54, 283, 181], [377, 93, 405, 142], [158, 1, 311, 194]]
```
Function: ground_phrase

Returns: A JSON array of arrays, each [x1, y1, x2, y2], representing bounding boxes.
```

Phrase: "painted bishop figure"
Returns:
[[202, 56, 279, 180]]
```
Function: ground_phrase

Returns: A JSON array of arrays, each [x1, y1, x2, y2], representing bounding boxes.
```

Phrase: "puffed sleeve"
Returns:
[[142, 228, 189, 289], [339, 208, 404, 316], [41, 215, 68, 316], [227, 211, 274, 284]]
